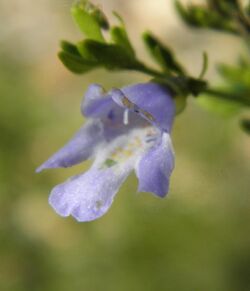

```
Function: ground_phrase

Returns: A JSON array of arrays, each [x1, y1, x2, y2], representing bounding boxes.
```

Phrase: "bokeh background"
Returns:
[[0, 0, 249, 290]]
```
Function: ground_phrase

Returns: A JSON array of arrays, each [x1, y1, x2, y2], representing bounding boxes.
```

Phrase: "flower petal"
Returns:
[[36, 120, 103, 172], [49, 166, 131, 222], [81, 85, 147, 141], [81, 83, 115, 118], [49, 126, 159, 221], [111, 82, 175, 132], [135, 133, 175, 197]]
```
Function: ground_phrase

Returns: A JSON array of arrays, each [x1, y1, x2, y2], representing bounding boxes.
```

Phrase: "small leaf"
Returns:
[[241, 119, 250, 134], [83, 39, 138, 70], [175, 1, 194, 25], [60, 40, 81, 56], [143, 32, 186, 75], [71, 1, 105, 42], [246, 3, 250, 17], [196, 94, 241, 117], [112, 11, 124, 25], [218, 63, 250, 87], [110, 12, 135, 56], [175, 0, 237, 34], [208, 0, 236, 18], [58, 51, 96, 74], [89, 4, 109, 30], [111, 26, 135, 57], [77, 40, 98, 61]]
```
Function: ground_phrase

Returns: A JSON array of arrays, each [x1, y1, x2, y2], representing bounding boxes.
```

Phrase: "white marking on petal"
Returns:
[[93, 127, 159, 172]]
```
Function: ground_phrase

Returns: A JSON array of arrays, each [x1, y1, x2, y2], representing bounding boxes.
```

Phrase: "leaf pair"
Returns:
[[143, 32, 186, 76], [176, 0, 250, 36], [58, 1, 138, 74], [175, 0, 239, 34]]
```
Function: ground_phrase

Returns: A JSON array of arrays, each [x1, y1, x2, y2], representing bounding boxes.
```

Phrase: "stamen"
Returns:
[[122, 96, 133, 109], [123, 109, 129, 125]]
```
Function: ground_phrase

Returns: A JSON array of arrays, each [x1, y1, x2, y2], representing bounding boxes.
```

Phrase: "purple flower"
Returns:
[[37, 82, 175, 222]]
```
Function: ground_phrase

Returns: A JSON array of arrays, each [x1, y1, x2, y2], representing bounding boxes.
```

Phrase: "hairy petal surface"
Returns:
[[49, 127, 159, 221], [36, 120, 103, 172], [49, 166, 130, 222], [136, 133, 175, 197]]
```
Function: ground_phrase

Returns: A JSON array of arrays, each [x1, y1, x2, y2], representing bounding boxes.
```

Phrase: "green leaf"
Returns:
[[110, 12, 135, 57], [218, 63, 250, 87], [89, 4, 109, 30], [241, 119, 250, 134], [76, 40, 98, 61], [246, 3, 250, 16], [196, 94, 242, 117], [216, 61, 250, 107], [111, 26, 135, 57], [58, 51, 95, 74], [143, 32, 186, 75], [175, 1, 194, 25], [71, 1, 105, 42], [83, 39, 138, 70], [59, 40, 96, 73], [207, 0, 237, 18], [60, 40, 81, 56], [59, 37, 139, 74], [175, 0, 237, 34]]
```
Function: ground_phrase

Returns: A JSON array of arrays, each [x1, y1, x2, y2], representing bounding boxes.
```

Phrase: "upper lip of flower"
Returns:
[[37, 82, 176, 222], [82, 82, 175, 133]]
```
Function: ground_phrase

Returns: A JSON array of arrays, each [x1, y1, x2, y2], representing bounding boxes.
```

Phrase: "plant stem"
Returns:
[[135, 62, 165, 78], [204, 88, 250, 107]]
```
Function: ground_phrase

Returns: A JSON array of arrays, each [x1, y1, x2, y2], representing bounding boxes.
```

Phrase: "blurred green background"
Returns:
[[0, 1, 249, 291]]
